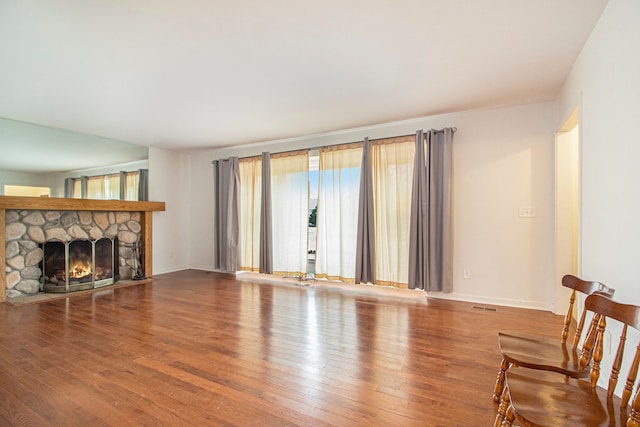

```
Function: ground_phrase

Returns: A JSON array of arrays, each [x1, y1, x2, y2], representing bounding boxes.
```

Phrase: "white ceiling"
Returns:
[[0, 0, 608, 172]]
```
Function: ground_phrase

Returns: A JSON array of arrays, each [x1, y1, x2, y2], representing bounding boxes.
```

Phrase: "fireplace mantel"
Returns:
[[0, 196, 166, 302]]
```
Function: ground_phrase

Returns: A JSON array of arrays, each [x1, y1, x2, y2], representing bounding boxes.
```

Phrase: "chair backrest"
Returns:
[[560, 274, 614, 346], [581, 293, 640, 420]]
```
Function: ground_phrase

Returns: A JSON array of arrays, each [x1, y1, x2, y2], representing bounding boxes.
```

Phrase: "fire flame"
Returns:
[[69, 261, 92, 279]]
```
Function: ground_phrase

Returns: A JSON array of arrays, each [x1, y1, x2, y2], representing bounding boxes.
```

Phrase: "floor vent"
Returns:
[[473, 305, 497, 312]]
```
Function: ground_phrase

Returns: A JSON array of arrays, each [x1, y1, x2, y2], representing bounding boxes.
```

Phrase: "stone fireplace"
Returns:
[[0, 196, 165, 302], [5, 210, 140, 297]]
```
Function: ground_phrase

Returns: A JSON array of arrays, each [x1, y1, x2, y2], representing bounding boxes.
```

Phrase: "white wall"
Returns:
[[189, 148, 216, 271], [189, 102, 557, 310], [446, 103, 555, 309], [558, 0, 640, 394], [559, 0, 640, 305], [148, 146, 191, 275]]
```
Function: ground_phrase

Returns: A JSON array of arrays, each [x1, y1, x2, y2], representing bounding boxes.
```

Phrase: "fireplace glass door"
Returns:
[[42, 238, 118, 293]]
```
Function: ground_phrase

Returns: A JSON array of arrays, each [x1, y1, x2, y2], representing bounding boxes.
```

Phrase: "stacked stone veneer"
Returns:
[[5, 210, 142, 299]]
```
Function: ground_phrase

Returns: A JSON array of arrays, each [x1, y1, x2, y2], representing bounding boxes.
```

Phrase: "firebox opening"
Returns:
[[69, 240, 93, 283], [42, 237, 118, 293]]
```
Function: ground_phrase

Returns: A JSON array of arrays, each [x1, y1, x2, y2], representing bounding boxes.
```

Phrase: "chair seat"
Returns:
[[506, 367, 629, 426], [498, 331, 588, 376]]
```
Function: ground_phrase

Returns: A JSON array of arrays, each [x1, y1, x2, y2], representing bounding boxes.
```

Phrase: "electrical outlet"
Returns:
[[463, 268, 471, 279], [519, 207, 536, 218]]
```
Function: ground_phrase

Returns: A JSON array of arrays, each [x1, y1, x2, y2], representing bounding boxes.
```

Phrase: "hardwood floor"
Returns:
[[0, 270, 562, 426]]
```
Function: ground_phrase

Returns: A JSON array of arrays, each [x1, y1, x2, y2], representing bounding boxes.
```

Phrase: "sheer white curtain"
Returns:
[[106, 174, 120, 200], [371, 136, 415, 288], [239, 157, 262, 272], [72, 180, 81, 198], [270, 150, 309, 276], [315, 143, 363, 282], [125, 172, 139, 200], [87, 176, 105, 199]]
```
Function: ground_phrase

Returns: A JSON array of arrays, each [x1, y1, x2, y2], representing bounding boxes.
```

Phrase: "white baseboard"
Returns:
[[427, 291, 552, 311], [152, 264, 190, 275], [188, 265, 233, 273]]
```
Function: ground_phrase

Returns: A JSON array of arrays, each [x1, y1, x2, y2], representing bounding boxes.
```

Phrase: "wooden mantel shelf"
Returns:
[[0, 196, 165, 212], [0, 196, 166, 303]]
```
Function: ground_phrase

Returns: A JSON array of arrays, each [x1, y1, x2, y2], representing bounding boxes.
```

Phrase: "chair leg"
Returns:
[[502, 403, 515, 427], [629, 384, 640, 426], [494, 387, 510, 427], [493, 358, 510, 403]]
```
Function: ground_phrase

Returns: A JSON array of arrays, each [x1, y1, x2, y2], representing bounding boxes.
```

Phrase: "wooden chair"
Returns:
[[495, 292, 640, 426], [493, 274, 614, 403]]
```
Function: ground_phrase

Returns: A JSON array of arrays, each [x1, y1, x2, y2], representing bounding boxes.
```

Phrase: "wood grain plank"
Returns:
[[0, 208, 5, 302], [142, 210, 153, 277], [0, 196, 165, 212]]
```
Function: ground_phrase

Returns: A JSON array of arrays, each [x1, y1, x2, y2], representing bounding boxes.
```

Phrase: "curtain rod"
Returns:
[[233, 127, 456, 161]]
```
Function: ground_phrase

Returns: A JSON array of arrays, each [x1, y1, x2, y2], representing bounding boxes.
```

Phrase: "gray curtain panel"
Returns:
[[80, 176, 88, 198], [119, 171, 127, 200], [212, 157, 241, 272], [428, 128, 453, 292], [408, 128, 453, 292], [138, 169, 149, 201], [355, 138, 375, 284], [64, 178, 74, 198], [408, 130, 428, 290], [259, 152, 273, 274]]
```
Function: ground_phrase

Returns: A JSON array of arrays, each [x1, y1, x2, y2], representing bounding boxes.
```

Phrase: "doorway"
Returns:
[[554, 109, 580, 315]]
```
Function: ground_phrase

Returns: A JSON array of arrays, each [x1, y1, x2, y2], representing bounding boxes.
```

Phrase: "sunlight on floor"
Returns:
[[236, 271, 429, 302]]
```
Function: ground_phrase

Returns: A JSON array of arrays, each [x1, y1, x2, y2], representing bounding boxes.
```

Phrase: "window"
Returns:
[[234, 129, 452, 290], [271, 151, 309, 276], [315, 143, 362, 282], [371, 136, 415, 287], [68, 169, 145, 201], [239, 157, 262, 272]]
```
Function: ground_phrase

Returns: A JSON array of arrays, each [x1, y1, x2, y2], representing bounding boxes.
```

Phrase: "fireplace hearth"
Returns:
[[42, 237, 119, 293]]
